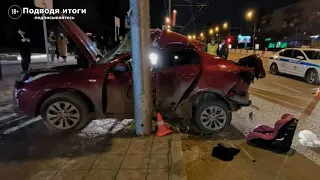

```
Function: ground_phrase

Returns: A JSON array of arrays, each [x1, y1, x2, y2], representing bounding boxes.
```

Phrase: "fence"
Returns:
[[229, 49, 276, 58]]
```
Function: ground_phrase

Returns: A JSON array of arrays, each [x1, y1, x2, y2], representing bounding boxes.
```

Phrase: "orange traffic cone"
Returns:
[[315, 87, 320, 99], [156, 112, 172, 137]]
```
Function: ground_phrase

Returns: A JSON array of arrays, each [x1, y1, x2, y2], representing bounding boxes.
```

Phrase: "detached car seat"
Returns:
[[247, 113, 298, 153]]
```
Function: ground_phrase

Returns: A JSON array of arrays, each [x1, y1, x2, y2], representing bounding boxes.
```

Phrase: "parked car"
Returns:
[[13, 18, 265, 134], [268, 48, 320, 84]]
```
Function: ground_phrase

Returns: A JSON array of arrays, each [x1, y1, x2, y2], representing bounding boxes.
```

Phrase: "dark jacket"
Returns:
[[75, 47, 88, 68], [18, 34, 31, 55], [218, 44, 229, 59]]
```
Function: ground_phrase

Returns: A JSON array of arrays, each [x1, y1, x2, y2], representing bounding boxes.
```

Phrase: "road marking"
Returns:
[[0, 115, 26, 126], [249, 90, 305, 110], [0, 104, 13, 112], [0, 113, 18, 122], [272, 82, 302, 94], [2, 116, 41, 134]]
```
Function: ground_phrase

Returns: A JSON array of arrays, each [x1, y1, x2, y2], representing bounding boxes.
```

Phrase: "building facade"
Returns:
[[260, 0, 320, 47]]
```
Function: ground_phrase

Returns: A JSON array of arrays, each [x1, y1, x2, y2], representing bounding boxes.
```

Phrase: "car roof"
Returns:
[[282, 48, 320, 51]]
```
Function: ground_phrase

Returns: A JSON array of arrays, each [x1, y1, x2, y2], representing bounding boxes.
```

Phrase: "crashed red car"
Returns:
[[13, 18, 265, 134]]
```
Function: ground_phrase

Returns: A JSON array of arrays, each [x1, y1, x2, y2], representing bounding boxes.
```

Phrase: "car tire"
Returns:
[[40, 92, 90, 134], [193, 100, 232, 134], [270, 63, 279, 75], [305, 69, 320, 85]]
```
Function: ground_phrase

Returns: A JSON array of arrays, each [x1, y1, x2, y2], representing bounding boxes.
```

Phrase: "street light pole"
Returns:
[[168, 0, 172, 20], [129, 0, 153, 136], [252, 18, 257, 50]]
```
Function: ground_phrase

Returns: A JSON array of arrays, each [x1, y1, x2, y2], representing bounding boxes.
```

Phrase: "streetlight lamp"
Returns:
[[223, 22, 228, 29], [246, 11, 253, 19], [215, 26, 219, 32], [165, 16, 171, 24], [223, 22, 230, 36], [209, 29, 213, 35], [246, 10, 256, 50], [200, 33, 204, 37], [188, 35, 192, 40], [192, 35, 196, 39]]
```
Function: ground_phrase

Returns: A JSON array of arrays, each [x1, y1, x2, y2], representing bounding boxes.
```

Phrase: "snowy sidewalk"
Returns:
[[0, 55, 76, 65]]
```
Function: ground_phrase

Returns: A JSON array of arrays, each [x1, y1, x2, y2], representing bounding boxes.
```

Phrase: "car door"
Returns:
[[289, 49, 307, 77], [155, 48, 201, 110], [105, 56, 134, 118], [279, 49, 294, 74]]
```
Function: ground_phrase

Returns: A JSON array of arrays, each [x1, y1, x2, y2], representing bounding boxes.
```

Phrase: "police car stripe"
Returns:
[[279, 58, 320, 68]]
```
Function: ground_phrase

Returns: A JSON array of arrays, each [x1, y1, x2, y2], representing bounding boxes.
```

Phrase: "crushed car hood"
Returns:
[[58, 14, 100, 66], [19, 65, 79, 81]]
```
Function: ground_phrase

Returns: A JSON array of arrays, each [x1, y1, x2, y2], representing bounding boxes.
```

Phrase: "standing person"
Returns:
[[98, 36, 106, 55], [107, 37, 114, 51], [218, 40, 229, 59], [48, 31, 56, 63], [17, 29, 31, 71], [207, 38, 219, 56], [55, 39, 60, 60], [57, 32, 69, 62]]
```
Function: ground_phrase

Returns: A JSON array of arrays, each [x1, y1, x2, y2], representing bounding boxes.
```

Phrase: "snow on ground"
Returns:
[[78, 118, 134, 139], [232, 95, 320, 166]]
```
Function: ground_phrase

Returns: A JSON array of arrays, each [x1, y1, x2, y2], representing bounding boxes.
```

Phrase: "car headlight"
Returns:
[[149, 52, 158, 65]]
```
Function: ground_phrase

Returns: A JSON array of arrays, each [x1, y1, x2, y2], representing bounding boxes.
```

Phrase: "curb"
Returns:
[[170, 133, 187, 180]]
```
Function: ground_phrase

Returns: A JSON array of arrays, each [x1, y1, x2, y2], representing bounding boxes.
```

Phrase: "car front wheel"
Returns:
[[40, 92, 90, 134], [193, 100, 232, 134]]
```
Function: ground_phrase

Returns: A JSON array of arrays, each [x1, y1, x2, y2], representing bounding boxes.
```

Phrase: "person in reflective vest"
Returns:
[[207, 38, 218, 56]]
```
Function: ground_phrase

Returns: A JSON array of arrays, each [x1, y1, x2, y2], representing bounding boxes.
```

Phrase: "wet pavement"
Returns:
[[0, 120, 185, 180]]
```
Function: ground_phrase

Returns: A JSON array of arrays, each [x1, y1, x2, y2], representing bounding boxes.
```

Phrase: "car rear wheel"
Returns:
[[40, 92, 89, 134], [305, 69, 320, 85], [270, 63, 279, 75], [193, 100, 232, 134]]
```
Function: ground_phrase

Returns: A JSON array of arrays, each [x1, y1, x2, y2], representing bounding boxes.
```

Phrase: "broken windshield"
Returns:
[[97, 33, 132, 64]]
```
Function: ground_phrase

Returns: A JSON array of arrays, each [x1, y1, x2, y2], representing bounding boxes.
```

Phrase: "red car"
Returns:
[[13, 19, 265, 134]]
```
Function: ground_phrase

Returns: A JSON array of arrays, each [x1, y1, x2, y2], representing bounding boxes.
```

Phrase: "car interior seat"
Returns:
[[246, 113, 298, 153]]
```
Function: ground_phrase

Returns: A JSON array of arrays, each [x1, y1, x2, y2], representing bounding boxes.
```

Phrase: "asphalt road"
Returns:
[[0, 58, 77, 138]]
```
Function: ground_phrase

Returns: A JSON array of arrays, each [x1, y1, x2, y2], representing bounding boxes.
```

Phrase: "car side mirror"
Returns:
[[114, 63, 128, 72], [297, 56, 305, 60]]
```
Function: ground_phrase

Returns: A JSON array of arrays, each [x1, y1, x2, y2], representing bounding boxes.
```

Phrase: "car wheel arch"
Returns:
[[175, 90, 231, 120], [35, 88, 95, 116], [305, 68, 318, 76], [305, 68, 319, 84]]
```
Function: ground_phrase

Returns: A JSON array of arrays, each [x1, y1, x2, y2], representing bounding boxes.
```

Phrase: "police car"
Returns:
[[268, 48, 320, 84]]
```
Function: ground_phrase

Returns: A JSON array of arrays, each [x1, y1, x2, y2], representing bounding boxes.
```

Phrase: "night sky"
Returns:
[[0, 0, 298, 52]]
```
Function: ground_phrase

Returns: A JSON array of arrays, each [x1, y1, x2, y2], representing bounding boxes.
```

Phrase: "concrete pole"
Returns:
[[42, 14, 50, 64], [129, 0, 153, 136], [0, 60, 2, 81]]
